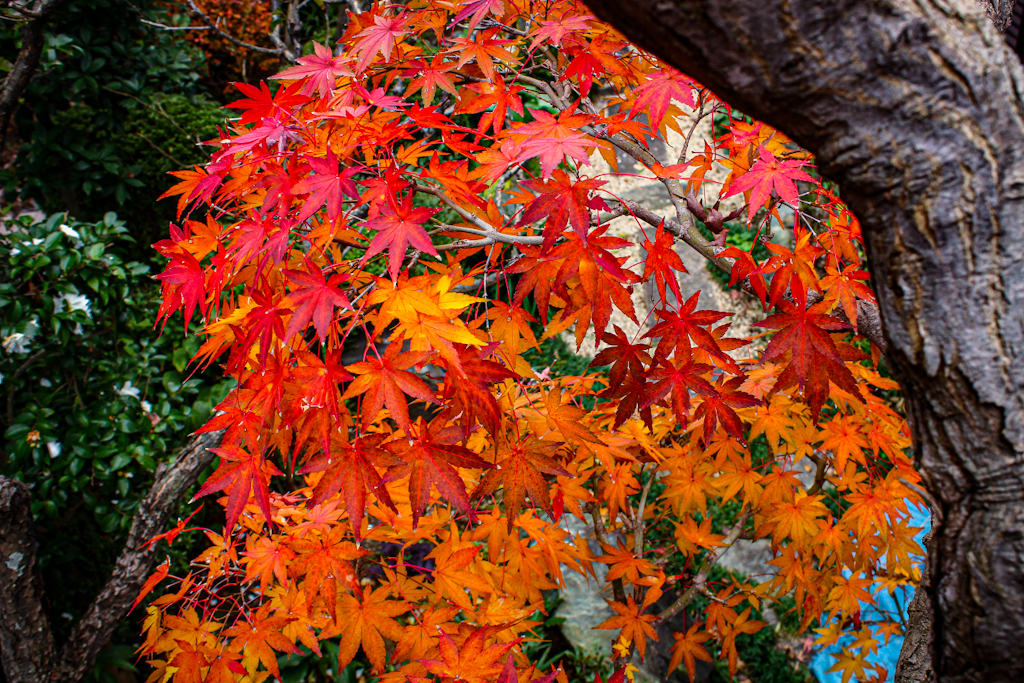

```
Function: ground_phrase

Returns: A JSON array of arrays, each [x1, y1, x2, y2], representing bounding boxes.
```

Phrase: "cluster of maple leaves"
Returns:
[[141, 2, 926, 683]]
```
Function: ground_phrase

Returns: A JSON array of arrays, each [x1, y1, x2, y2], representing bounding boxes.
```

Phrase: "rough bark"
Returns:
[[0, 0, 64, 149], [0, 430, 222, 683], [978, 0, 1017, 31], [0, 477, 57, 683], [579, 1, 1024, 682]]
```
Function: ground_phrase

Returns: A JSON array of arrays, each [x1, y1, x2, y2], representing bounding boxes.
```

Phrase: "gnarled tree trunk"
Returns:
[[580, 0, 1024, 681]]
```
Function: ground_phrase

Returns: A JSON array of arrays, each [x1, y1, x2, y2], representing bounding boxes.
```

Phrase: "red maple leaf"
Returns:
[[155, 251, 206, 329], [273, 42, 354, 97], [719, 246, 775, 308], [459, 74, 525, 136], [629, 69, 696, 129], [342, 344, 437, 434], [644, 292, 735, 371], [228, 80, 309, 126], [383, 415, 492, 527], [283, 261, 352, 343], [724, 146, 816, 222], [299, 433, 401, 539], [195, 444, 283, 530], [694, 377, 761, 444], [528, 15, 591, 50], [450, 0, 505, 32], [641, 221, 687, 303], [292, 150, 361, 223], [361, 192, 439, 281], [756, 299, 864, 419], [641, 355, 717, 426], [472, 434, 569, 530], [519, 171, 606, 251], [592, 325, 651, 395], [438, 344, 517, 436], [353, 14, 409, 72]]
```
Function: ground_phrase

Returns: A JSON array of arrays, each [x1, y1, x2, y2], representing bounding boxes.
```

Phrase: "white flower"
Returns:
[[46, 441, 61, 459], [9, 247, 20, 257], [0, 373, 4, 385], [53, 292, 92, 317], [31, 238, 43, 246], [141, 400, 152, 413], [73, 322, 84, 335], [39, 378, 52, 387], [115, 381, 141, 399], [59, 224, 81, 240], [3, 333, 31, 354]]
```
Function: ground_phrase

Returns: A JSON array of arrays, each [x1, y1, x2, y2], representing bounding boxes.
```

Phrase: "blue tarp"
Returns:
[[809, 504, 931, 682]]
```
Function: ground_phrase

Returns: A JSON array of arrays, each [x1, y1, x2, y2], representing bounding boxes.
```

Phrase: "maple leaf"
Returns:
[[420, 625, 518, 683], [243, 536, 295, 592], [335, 585, 408, 671], [404, 55, 461, 106], [439, 344, 518, 435], [596, 595, 659, 660], [299, 433, 400, 539], [473, 434, 569, 530], [642, 354, 717, 426], [362, 192, 440, 281], [155, 251, 207, 330], [290, 525, 365, 618], [459, 74, 525, 136], [343, 344, 437, 434], [591, 325, 651, 395], [158, 166, 221, 218], [353, 14, 409, 72], [282, 261, 352, 342], [450, 0, 504, 32], [383, 415, 492, 527], [820, 264, 876, 327], [674, 515, 726, 555], [223, 604, 300, 679], [756, 299, 863, 418], [693, 377, 760, 444], [292, 150, 360, 223], [644, 293, 735, 371], [518, 171, 605, 251], [228, 80, 309, 126], [596, 538, 657, 585], [194, 444, 283, 531], [723, 146, 816, 222], [429, 542, 494, 610], [719, 246, 775, 308], [273, 42, 353, 97], [629, 69, 696, 129], [668, 621, 713, 683], [641, 221, 686, 303]]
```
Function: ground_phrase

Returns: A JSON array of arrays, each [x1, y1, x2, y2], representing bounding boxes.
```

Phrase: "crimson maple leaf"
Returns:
[[724, 146, 816, 222], [272, 42, 353, 97], [644, 292, 735, 371], [757, 299, 864, 418], [342, 344, 437, 434], [641, 355, 717, 426], [155, 250, 207, 330], [518, 171, 606, 251], [473, 434, 569, 530], [719, 246, 775, 308], [283, 261, 352, 342], [353, 14, 409, 72], [591, 325, 651, 395], [292, 150, 360, 223], [383, 414, 492, 527], [641, 221, 687, 303], [361, 192, 439, 281], [450, 0, 505, 32], [693, 377, 761, 444], [299, 433, 401, 539], [194, 444, 283, 530], [228, 80, 309, 126], [629, 69, 696, 129], [439, 344, 517, 436]]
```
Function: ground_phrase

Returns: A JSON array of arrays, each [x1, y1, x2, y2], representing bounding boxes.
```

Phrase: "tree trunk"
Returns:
[[0, 430, 222, 683], [579, 1, 1024, 681]]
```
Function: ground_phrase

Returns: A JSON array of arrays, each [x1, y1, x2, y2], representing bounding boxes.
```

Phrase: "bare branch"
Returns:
[[184, 0, 286, 56]]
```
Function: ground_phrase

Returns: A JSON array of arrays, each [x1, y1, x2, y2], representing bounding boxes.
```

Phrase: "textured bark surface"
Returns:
[[0, 477, 57, 683], [0, 0, 64, 148], [0, 430, 222, 683], [580, 1, 1024, 681]]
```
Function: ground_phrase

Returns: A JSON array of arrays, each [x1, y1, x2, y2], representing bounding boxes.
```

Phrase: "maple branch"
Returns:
[[184, 0, 286, 56], [0, 0, 63, 151], [52, 429, 225, 683], [658, 509, 751, 622], [586, 501, 628, 605]]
